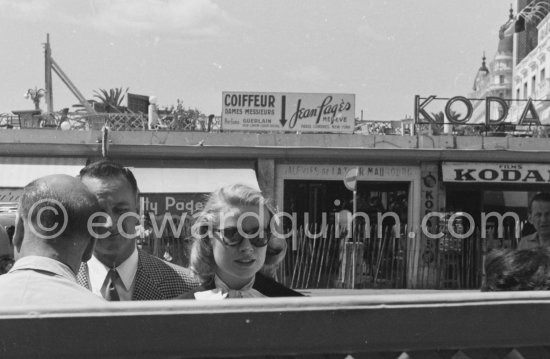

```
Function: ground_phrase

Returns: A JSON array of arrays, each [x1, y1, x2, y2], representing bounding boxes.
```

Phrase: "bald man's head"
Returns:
[[18, 174, 100, 243]]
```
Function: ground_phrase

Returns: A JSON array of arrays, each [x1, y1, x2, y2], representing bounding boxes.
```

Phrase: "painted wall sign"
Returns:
[[442, 162, 550, 183], [222, 92, 355, 133], [420, 164, 439, 265], [279, 164, 419, 181], [415, 95, 542, 126], [140, 193, 206, 217]]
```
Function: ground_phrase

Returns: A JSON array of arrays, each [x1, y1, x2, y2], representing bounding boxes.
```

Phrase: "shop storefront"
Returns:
[[442, 162, 549, 242], [274, 162, 421, 289], [437, 161, 550, 289]]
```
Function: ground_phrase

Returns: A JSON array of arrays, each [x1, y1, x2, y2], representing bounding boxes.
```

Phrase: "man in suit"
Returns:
[[518, 192, 550, 250], [77, 159, 200, 300], [0, 175, 105, 306]]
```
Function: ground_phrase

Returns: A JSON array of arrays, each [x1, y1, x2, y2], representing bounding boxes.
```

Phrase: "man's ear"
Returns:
[[81, 236, 96, 263], [12, 214, 24, 251]]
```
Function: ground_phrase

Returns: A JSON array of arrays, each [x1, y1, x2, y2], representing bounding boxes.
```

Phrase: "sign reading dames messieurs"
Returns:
[[443, 162, 550, 183], [222, 92, 355, 133]]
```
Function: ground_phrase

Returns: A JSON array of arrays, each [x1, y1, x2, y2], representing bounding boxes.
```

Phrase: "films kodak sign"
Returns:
[[442, 162, 550, 183]]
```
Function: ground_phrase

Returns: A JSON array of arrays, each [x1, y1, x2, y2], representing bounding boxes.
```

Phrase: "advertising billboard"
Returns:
[[222, 92, 355, 133], [442, 162, 550, 183]]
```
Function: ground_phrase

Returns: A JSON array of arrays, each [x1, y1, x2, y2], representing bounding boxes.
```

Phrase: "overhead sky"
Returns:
[[0, 0, 511, 121]]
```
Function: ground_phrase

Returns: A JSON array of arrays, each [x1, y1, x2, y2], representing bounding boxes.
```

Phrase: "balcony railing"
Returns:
[[0, 112, 222, 132], [2, 292, 550, 358], [3, 110, 550, 138]]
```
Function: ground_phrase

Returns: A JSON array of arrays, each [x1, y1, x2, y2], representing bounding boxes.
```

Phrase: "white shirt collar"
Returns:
[[87, 247, 138, 293], [10, 256, 76, 282], [211, 274, 264, 298], [214, 274, 255, 292]]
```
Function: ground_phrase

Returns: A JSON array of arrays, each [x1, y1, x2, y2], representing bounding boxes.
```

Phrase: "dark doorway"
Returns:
[[283, 180, 409, 229], [281, 180, 410, 289]]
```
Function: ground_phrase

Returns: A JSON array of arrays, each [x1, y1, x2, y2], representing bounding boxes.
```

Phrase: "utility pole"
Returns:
[[44, 33, 54, 113]]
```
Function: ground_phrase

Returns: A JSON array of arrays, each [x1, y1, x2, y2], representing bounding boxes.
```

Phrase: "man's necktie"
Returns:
[[105, 269, 120, 301]]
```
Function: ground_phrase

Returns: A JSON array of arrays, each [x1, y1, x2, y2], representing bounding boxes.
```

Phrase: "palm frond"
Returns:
[[93, 87, 129, 113]]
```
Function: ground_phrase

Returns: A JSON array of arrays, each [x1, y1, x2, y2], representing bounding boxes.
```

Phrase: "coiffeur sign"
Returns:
[[442, 162, 550, 183], [222, 92, 355, 133]]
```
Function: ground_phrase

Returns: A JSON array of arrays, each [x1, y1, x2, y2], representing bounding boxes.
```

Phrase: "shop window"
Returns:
[[440, 188, 540, 290], [282, 180, 410, 289], [283, 180, 408, 230], [446, 189, 530, 247]]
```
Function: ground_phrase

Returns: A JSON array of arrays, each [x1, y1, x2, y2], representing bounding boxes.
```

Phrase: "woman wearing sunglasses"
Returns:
[[178, 184, 303, 299]]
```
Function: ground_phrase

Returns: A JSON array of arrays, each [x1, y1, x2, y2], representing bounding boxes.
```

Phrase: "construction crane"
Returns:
[[43, 34, 96, 115]]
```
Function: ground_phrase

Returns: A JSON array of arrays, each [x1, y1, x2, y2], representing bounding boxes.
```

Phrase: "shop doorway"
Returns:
[[441, 187, 539, 289], [281, 180, 410, 289]]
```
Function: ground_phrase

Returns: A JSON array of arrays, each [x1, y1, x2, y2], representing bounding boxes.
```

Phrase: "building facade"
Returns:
[[469, 11, 514, 124], [511, 10, 550, 123], [1, 128, 549, 290]]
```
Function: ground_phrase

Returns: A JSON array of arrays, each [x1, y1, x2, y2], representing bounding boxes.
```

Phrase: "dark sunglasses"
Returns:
[[213, 227, 272, 247]]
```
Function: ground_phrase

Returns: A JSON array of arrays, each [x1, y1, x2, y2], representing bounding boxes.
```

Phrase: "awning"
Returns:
[[132, 167, 260, 193], [0, 157, 86, 188]]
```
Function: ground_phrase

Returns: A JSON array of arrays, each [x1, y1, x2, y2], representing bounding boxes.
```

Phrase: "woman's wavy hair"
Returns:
[[189, 183, 276, 284], [482, 248, 550, 291]]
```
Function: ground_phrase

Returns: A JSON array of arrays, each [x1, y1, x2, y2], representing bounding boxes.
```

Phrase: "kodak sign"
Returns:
[[415, 95, 542, 126], [442, 162, 550, 183]]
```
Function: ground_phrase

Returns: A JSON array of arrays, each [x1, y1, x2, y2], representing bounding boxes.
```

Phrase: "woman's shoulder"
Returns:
[[254, 273, 305, 297], [175, 280, 215, 299]]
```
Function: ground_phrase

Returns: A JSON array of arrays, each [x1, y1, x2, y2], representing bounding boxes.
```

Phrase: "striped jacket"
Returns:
[[77, 249, 200, 300]]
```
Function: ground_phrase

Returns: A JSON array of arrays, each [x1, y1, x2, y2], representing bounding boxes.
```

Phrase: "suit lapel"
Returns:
[[78, 252, 164, 300], [76, 262, 91, 289], [132, 250, 165, 300]]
